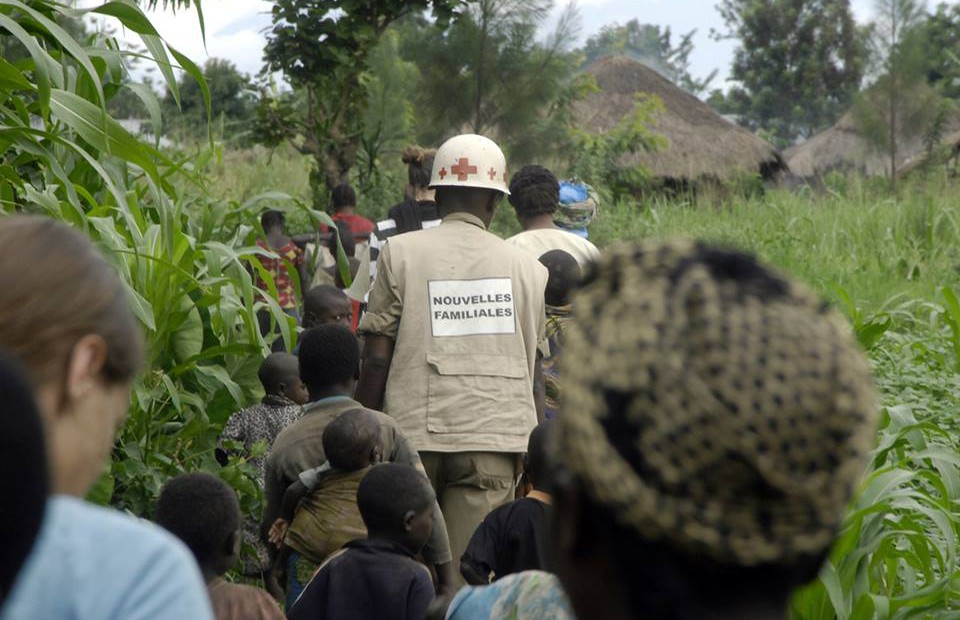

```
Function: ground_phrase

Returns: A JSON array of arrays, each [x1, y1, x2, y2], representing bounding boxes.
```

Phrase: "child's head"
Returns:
[[522, 421, 551, 489], [298, 324, 360, 397], [323, 408, 382, 471], [357, 463, 435, 554], [155, 472, 241, 579], [303, 285, 353, 329], [261, 209, 285, 234], [331, 183, 356, 213], [539, 249, 581, 307], [258, 352, 309, 405]]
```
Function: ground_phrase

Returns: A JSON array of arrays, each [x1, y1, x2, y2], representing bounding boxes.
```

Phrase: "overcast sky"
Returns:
[[100, 0, 877, 90]]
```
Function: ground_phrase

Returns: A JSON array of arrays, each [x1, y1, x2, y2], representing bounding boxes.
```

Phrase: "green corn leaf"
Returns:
[[49, 88, 161, 181], [0, 14, 52, 113], [123, 81, 163, 146], [0, 0, 106, 109]]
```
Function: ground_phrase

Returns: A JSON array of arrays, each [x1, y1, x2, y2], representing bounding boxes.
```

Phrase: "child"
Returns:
[[302, 285, 354, 330], [272, 408, 382, 607], [216, 353, 307, 583], [155, 473, 284, 620], [460, 422, 552, 585], [538, 250, 581, 419], [287, 463, 436, 620]]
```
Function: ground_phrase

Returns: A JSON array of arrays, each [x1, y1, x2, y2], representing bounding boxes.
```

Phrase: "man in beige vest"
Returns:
[[357, 134, 548, 580]]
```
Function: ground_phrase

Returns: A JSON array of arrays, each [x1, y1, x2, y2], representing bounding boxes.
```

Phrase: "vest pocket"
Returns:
[[425, 353, 533, 435]]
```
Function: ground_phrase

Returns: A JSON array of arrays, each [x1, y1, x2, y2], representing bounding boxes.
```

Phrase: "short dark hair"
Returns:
[[298, 324, 359, 390], [508, 165, 559, 219], [524, 421, 551, 486], [357, 464, 435, 535], [323, 409, 380, 471], [261, 209, 285, 231], [155, 472, 240, 572], [331, 184, 356, 211], [303, 285, 351, 329], [258, 352, 300, 396], [539, 250, 581, 307], [0, 350, 48, 598]]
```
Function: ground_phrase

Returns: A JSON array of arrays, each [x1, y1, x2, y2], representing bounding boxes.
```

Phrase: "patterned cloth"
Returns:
[[220, 395, 303, 575], [254, 239, 304, 310], [542, 305, 571, 420], [446, 570, 575, 620]]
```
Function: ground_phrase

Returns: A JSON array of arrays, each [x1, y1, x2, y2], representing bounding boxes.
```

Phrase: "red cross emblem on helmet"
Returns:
[[429, 134, 510, 195]]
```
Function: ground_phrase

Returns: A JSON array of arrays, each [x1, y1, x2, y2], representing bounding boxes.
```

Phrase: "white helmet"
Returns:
[[429, 134, 510, 195]]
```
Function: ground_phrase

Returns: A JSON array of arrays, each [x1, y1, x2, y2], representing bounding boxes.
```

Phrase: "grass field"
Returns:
[[204, 146, 960, 617]]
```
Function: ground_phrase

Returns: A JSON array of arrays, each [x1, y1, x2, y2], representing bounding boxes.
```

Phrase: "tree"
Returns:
[[403, 0, 585, 164], [854, 0, 938, 184], [716, 0, 866, 146], [164, 58, 254, 140], [914, 2, 960, 99], [254, 0, 458, 208], [581, 20, 716, 97]]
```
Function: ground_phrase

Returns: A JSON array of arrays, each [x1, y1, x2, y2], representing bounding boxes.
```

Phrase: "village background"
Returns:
[[1, 1, 960, 618]]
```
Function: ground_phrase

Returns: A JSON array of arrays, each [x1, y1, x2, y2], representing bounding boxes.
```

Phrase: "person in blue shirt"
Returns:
[[0, 216, 213, 620]]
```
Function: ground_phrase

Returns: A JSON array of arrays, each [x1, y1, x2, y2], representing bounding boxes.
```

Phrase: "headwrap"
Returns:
[[556, 239, 878, 566], [555, 179, 600, 230]]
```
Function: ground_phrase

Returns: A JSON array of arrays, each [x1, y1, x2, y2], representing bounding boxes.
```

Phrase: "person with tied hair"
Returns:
[[550, 240, 879, 620], [505, 165, 599, 268], [156, 473, 284, 620], [287, 463, 437, 620], [0, 215, 212, 620], [368, 145, 442, 282]]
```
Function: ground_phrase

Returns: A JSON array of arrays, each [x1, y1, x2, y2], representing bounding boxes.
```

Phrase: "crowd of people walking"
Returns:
[[0, 133, 878, 620]]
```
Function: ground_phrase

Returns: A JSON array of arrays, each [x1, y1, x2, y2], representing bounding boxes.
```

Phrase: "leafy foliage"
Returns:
[[402, 0, 587, 164], [255, 0, 459, 204], [0, 0, 334, 557], [581, 20, 717, 96], [716, 0, 866, 146], [566, 93, 667, 202], [854, 0, 942, 184]]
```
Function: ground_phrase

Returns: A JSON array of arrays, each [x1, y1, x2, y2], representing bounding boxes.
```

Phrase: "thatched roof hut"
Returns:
[[573, 56, 787, 184], [785, 111, 960, 179]]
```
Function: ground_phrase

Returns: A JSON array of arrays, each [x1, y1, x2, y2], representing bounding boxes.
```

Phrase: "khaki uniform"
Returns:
[[359, 211, 548, 572]]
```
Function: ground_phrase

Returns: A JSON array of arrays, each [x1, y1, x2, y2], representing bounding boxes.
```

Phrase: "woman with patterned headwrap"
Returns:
[[549, 240, 878, 619]]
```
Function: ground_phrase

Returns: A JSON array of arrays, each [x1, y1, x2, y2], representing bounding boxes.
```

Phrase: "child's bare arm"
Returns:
[[280, 479, 309, 522]]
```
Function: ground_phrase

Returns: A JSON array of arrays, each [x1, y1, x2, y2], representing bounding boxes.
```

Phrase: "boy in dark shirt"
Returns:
[[155, 473, 284, 620], [460, 422, 552, 585], [287, 463, 436, 620]]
